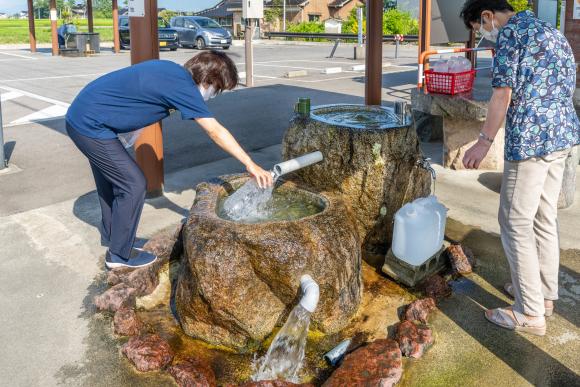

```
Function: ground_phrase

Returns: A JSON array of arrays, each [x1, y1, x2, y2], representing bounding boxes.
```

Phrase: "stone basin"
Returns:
[[282, 103, 431, 262], [175, 174, 362, 350]]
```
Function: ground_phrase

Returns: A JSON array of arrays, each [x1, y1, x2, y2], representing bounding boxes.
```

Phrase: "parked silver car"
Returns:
[[169, 16, 232, 50]]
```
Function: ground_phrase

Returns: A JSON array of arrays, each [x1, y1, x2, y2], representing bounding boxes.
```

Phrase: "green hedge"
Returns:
[[0, 19, 114, 44]]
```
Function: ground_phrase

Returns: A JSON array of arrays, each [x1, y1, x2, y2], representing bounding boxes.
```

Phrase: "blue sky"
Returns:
[[0, 0, 220, 14]]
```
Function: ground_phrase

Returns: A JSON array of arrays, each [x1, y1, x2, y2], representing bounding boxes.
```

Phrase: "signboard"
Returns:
[[243, 0, 264, 19], [128, 0, 145, 17], [574, 0, 580, 19]]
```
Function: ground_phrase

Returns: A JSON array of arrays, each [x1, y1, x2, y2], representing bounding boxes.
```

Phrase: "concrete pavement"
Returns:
[[0, 42, 578, 386]]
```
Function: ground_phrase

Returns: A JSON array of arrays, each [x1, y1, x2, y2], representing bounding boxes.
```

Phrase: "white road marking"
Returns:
[[0, 51, 36, 59], [0, 91, 23, 102], [0, 85, 70, 107], [8, 105, 69, 126], [0, 73, 104, 83]]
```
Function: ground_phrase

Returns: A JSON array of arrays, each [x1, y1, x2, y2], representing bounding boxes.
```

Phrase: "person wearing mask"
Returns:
[[65, 51, 273, 270], [460, 0, 579, 336]]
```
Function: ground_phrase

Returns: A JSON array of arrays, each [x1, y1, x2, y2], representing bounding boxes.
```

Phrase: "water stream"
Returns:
[[221, 178, 277, 222], [252, 304, 312, 382]]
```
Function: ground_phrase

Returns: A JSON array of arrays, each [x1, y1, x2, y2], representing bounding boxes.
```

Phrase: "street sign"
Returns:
[[243, 0, 263, 19], [128, 0, 145, 17]]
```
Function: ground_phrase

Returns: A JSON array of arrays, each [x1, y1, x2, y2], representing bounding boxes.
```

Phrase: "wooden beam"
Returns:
[[130, 0, 164, 197], [365, 0, 383, 105], [87, 0, 94, 33], [49, 0, 58, 56], [27, 0, 36, 53], [112, 0, 120, 53]]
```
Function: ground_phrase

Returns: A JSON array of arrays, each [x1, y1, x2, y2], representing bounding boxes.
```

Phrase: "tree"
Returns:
[[342, 6, 418, 35], [159, 9, 177, 24], [94, 0, 112, 18], [264, 0, 282, 24], [508, 0, 531, 12]]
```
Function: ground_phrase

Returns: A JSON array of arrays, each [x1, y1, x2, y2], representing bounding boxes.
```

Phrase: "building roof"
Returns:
[[328, 0, 353, 8], [197, 0, 230, 18]]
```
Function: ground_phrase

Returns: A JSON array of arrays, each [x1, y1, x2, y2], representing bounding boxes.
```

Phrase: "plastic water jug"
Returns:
[[392, 195, 447, 266]]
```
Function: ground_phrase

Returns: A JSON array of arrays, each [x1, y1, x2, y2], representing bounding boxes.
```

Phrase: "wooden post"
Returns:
[[27, 0, 36, 53], [49, 0, 59, 56], [87, 0, 94, 33], [130, 0, 164, 197], [365, 0, 383, 106], [418, 0, 431, 70], [112, 0, 120, 53]]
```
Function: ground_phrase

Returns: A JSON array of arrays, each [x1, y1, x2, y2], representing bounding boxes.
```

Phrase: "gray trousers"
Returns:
[[498, 149, 569, 317], [66, 123, 146, 259]]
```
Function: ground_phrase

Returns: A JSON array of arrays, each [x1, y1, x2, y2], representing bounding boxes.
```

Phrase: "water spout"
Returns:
[[273, 151, 323, 178], [252, 275, 320, 382], [299, 274, 319, 313]]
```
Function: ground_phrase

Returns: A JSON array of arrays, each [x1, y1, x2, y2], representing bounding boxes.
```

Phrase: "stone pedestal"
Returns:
[[176, 175, 362, 350], [411, 78, 504, 171], [282, 104, 431, 259]]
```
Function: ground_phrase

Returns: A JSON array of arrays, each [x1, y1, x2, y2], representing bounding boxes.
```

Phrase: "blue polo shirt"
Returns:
[[66, 60, 213, 139]]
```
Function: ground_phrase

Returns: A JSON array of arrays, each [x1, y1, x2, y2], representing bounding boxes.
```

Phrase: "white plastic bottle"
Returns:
[[392, 196, 447, 266]]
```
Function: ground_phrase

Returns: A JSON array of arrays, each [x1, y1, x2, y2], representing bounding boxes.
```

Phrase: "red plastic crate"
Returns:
[[424, 69, 476, 95]]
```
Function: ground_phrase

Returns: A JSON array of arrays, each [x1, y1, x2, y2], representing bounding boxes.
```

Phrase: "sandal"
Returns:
[[485, 307, 546, 336], [503, 283, 554, 317]]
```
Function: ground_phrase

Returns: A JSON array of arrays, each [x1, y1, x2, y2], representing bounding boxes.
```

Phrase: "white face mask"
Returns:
[[198, 85, 216, 101], [479, 15, 499, 42]]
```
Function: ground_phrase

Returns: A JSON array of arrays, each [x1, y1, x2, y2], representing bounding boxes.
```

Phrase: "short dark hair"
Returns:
[[460, 0, 515, 29], [184, 51, 239, 93]]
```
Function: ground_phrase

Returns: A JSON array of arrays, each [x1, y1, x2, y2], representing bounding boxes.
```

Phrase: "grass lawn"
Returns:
[[0, 19, 114, 44]]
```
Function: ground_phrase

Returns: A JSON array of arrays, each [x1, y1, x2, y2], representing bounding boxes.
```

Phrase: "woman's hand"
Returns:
[[463, 139, 492, 169], [247, 162, 273, 189]]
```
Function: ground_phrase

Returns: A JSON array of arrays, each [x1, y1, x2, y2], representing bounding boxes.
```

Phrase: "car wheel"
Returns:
[[223, 46, 230, 50], [196, 37, 206, 50]]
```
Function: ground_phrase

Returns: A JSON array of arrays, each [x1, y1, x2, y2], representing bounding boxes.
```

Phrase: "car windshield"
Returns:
[[195, 18, 221, 28]]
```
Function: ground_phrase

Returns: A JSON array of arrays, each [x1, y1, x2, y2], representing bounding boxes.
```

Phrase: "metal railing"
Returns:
[[265, 32, 419, 42]]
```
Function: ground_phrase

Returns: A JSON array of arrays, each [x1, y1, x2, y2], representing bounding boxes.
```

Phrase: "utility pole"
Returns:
[[365, 0, 383, 105]]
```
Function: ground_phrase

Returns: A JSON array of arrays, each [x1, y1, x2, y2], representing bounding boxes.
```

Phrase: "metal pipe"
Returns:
[[299, 275, 319, 313], [27, 0, 36, 53], [130, 0, 163, 197], [357, 7, 363, 46], [0, 98, 5, 170], [365, 0, 383, 106], [112, 0, 120, 53], [49, 0, 58, 56], [418, 0, 431, 71], [245, 18, 254, 87]]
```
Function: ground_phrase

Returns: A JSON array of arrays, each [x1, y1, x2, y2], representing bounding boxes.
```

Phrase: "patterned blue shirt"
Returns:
[[492, 10, 579, 161]]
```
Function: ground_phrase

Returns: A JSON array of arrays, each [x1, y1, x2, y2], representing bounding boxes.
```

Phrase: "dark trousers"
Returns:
[[66, 123, 146, 258]]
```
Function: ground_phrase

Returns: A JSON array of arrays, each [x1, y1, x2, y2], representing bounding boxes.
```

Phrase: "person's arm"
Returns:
[[462, 87, 511, 169], [195, 117, 273, 188]]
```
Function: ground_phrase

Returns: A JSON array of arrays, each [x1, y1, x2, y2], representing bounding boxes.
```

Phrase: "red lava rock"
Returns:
[[121, 334, 174, 372], [447, 244, 476, 275], [323, 339, 402, 387], [394, 320, 433, 359], [168, 358, 217, 387], [403, 297, 436, 324], [113, 307, 143, 336], [235, 381, 314, 387], [421, 274, 451, 299], [94, 283, 136, 312]]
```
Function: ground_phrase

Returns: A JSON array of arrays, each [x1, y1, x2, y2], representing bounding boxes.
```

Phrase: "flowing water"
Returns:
[[252, 304, 312, 382], [219, 181, 325, 223]]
